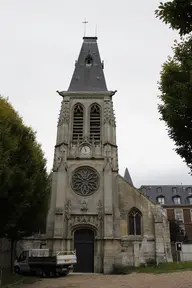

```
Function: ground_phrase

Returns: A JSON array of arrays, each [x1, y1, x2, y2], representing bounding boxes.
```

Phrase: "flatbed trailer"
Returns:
[[14, 249, 77, 277]]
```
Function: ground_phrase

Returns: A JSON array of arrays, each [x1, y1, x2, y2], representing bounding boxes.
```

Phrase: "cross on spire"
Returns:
[[82, 19, 88, 37]]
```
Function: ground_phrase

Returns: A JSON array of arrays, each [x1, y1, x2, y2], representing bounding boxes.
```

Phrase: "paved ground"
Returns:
[[23, 271, 192, 288]]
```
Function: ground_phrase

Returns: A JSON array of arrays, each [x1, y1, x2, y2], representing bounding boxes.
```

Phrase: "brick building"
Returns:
[[140, 185, 192, 242]]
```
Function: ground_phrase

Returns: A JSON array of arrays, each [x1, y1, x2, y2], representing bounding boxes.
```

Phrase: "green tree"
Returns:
[[158, 37, 192, 173], [156, 0, 192, 173], [155, 0, 192, 36], [169, 219, 185, 243], [0, 96, 50, 266]]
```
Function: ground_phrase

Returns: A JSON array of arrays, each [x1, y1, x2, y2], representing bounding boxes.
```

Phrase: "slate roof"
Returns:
[[68, 37, 108, 92], [124, 168, 134, 186], [140, 185, 192, 205]]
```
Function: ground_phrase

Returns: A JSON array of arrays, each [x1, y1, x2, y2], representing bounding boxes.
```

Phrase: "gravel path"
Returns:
[[23, 271, 192, 288]]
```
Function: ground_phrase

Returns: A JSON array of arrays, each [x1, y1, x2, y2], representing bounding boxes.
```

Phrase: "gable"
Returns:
[[117, 175, 155, 215]]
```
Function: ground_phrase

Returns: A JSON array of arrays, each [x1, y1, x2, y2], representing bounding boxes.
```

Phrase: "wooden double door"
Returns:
[[74, 229, 94, 273]]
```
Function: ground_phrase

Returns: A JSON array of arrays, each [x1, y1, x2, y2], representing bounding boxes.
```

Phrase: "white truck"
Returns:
[[14, 249, 77, 277]]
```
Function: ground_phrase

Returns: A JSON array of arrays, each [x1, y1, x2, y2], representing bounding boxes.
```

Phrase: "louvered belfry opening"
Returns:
[[72, 104, 84, 141], [90, 104, 101, 142]]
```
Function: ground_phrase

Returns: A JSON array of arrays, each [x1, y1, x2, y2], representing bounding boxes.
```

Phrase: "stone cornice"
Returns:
[[103, 141, 118, 148], [57, 90, 116, 98]]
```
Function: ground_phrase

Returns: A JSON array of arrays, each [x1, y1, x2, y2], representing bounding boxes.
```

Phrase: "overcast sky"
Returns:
[[1, 0, 191, 187]]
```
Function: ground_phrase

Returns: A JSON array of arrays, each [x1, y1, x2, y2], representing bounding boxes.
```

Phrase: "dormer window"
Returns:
[[156, 187, 162, 194], [172, 187, 177, 196], [156, 196, 165, 205], [187, 187, 192, 196], [85, 55, 93, 67], [173, 196, 181, 205], [188, 196, 192, 204]]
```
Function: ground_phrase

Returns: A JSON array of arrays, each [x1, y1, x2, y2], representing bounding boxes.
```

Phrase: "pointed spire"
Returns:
[[68, 37, 108, 92], [124, 168, 133, 186]]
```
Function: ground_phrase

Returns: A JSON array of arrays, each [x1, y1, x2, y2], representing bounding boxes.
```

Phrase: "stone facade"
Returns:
[[45, 36, 172, 273], [118, 176, 172, 266]]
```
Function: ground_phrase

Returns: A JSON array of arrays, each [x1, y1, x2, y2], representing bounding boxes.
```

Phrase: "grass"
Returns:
[[0, 269, 39, 287], [112, 261, 192, 275], [136, 261, 192, 274]]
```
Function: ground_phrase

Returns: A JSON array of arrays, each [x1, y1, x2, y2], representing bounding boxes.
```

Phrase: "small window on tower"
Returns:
[[89, 104, 101, 142], [85, 55, 93, 67], [72, 103, 84, 142]]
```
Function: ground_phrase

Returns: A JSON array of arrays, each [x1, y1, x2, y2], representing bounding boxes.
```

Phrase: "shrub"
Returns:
[[111, 264, 134, 275], [145, 258, 156, 267]]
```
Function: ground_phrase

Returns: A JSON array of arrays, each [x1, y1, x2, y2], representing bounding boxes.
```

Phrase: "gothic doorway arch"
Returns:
[[74, 228, 94, 272]]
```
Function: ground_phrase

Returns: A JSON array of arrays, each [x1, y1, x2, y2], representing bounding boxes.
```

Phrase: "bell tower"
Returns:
[[46, 36, 121, 273]]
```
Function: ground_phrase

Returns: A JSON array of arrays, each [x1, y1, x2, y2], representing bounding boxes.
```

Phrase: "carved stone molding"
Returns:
[[58, 100, 70, 126], [111, 100, 116, 127], [52, 149, 57, 171], [67, 214, 102, 237], [60, 144, 65, 152], [55, 207, 63, 215], [70, 96, 104, 99], [154, 208, 164, 223], [71, 166, 100, 196], [97, 200, 103, 220], [53, 152, 64, 171], [65, 200, 72, 220], [104, 100, 116, 127], [80, 200, 88, 212], [69, 214, 98, 230]]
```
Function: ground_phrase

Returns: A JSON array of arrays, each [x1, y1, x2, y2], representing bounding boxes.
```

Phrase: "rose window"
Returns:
[[71, 166, 99, 196]]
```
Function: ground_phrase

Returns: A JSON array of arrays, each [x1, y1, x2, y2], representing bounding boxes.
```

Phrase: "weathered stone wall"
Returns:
[[117, 175, 155, 237], [119, 237, 156, 266], [117, 176, 173, 266], [154, 207, 173, 263]]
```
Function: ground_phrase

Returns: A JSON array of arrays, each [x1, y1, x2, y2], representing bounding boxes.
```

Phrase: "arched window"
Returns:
[[89, 104, 101, 142], [72, 104, 84, 141], [128, 208, 142, 235]]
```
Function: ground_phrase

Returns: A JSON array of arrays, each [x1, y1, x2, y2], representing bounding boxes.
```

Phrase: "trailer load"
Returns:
[[14, 249, 77, 277]]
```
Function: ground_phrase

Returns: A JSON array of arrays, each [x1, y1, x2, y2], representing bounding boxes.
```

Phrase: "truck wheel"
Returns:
[[41, 270, 47, 278], [63, 269, 70, 276], [65, 269, 70, 275], [14, 266, 20, 274]]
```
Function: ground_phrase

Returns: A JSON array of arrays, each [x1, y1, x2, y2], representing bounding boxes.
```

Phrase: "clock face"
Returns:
[[80, 145, 91, 156]]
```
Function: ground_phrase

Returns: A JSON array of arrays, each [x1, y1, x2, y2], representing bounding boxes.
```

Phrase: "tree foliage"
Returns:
[[0, 96, 50, 240], [156, 0, 192, 172], [158, 37, 192, 172], [155, 0, 192, 36], [169, 219, 184, 243]]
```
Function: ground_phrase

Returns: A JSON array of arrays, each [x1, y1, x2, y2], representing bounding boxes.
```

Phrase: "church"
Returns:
[[46, 36, 173, 274]]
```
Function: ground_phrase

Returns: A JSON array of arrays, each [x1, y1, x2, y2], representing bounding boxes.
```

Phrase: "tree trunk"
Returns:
[[10, 238, 14, 272]]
